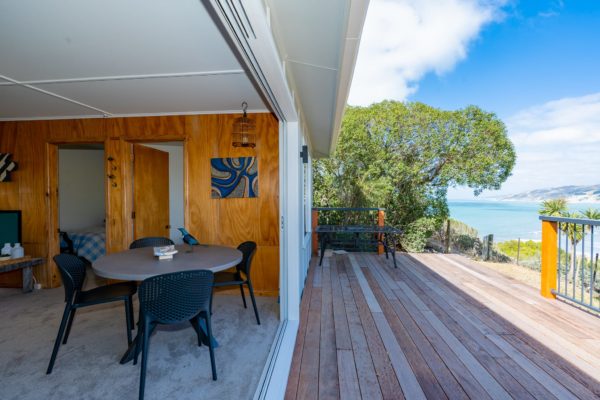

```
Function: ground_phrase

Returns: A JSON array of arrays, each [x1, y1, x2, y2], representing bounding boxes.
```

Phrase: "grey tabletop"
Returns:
[[92, 244, 242, 281]]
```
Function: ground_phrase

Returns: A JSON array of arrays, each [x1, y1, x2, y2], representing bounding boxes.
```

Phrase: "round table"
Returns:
[[92, 244, 242, 363], [93, 244, 242, 281]]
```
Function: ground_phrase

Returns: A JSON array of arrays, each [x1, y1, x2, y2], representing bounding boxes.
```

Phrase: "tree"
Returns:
[[539, 198, 568, 217], [313, 101, 516, 251]]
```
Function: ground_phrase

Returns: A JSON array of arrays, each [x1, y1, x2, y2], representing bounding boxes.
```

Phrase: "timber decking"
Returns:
[[285, 252, 600, 400]]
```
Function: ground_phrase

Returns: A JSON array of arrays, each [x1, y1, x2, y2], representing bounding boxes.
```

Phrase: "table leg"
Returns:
[[319, 234, 327, 266], [22, 266, 33, 293]]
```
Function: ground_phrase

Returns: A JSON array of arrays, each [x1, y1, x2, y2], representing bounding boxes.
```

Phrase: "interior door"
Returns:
[[133, 144, 170, 240]]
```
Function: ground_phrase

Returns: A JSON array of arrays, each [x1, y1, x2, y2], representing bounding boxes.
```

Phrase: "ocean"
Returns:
[[447, 200, 599, 243]]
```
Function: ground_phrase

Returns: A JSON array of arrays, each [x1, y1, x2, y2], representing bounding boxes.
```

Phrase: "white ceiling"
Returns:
[[0, 0, 268, 120], [266, 0, 368, 157]]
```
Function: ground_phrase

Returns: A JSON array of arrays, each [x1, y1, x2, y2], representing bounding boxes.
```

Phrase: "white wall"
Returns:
[[59, 148, 105, 231], [143, 143, 184, 244]]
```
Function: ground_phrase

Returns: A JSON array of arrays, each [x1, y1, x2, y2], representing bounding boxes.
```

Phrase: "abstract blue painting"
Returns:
[[211, 157, 258, 198]]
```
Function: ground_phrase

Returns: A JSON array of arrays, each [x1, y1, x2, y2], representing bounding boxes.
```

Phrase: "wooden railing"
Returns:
[[540, 215, 600, 313], [311, 207, 386, 255]]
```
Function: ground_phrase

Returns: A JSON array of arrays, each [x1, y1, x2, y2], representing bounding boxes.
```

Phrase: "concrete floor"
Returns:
[[0, 286, 279, 400]]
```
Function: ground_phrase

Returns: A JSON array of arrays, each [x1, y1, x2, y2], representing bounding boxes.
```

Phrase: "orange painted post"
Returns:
[[378, 209, 385, 255], [541, 220, 558, 299], [312, 210, 319, 256]]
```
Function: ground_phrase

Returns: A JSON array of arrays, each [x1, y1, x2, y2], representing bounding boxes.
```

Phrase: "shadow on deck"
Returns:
[[285, 251, 600, 400]]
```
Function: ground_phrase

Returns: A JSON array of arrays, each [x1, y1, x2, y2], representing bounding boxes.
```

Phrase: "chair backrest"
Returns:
[[53, 254, 87, 302], [59, 231, 75, 254], [236, 241, 257, 276], [138, 270, 214, 324], [129, 237, 174, 249]]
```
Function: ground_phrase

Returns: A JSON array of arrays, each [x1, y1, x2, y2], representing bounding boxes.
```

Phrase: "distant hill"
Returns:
[[501, 184, 600, 203]]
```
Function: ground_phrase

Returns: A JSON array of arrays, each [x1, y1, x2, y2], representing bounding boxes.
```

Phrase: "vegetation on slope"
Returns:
[[313, 101, 516, 251]]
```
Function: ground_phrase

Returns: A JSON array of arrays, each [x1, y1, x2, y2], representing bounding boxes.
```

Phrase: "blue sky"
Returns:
[[348, 0, 600, 199]]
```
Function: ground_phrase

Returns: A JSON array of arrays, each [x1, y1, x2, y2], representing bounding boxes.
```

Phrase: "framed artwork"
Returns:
[[211, 157, 258, 198], [0, 153, 18, 182]]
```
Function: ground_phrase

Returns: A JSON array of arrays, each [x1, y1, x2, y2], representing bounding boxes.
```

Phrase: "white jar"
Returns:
[[11, 243, 24, 259], [1, 243, 12, 257]]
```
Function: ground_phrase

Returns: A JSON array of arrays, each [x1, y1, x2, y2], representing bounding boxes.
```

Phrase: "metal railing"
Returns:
[[540, 215, 600, 313], [311, 207, 387, 254]]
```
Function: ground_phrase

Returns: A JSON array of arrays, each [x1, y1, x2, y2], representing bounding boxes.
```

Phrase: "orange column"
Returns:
[[312, 210, 319, 256], [378, 209, 385, 255], [541, 220, 558, 299]]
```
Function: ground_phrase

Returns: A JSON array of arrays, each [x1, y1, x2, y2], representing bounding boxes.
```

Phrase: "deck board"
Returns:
[[285, 252, 600, 399]]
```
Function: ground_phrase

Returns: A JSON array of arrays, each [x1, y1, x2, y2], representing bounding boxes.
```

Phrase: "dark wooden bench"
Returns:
[[0, 256, 44, 292], [316, 225, 402, 268]]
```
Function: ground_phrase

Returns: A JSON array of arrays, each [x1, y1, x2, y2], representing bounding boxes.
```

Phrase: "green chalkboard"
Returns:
[[0, 210, 21, 245]]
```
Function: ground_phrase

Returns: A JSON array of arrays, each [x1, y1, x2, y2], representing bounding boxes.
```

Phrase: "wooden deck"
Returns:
[[285, 251, 600, 399]]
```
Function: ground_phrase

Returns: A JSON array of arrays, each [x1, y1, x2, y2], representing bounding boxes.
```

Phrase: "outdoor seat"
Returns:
[[213, 241, 260, 325], [46, 254, 136, 374], [129, 237, 174, 249], [135, 270, 216, 400]]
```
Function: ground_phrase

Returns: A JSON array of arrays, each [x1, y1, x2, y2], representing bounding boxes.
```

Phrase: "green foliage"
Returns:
[[539, 198, 568, 217], [313, 100, 516, 251], [400, 217, 438, 252], [538, 199, 600, 246], [497, 240, 541, 259]]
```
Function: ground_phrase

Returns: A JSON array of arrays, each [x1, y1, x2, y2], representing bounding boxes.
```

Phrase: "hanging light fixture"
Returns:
[[232, 101, 256, 148]]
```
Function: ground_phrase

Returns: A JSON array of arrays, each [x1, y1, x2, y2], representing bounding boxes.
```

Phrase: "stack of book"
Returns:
[[153, 245, 178, 260]]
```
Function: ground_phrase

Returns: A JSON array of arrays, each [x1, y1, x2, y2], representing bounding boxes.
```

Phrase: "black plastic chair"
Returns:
[[129, 237, 174, 249], [213, 241, 260, 325], [136, 270, 216, 400], [47, 254, 137, 374], [59, 230, 92, 267]]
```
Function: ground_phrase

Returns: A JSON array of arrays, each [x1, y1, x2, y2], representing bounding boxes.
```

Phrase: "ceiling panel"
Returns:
[[288, 62, 337, 154], [0, 85, 101, 119], [36, 75, 267, 116], [0, 0, 242, 81], [268, 0, 347, 69]]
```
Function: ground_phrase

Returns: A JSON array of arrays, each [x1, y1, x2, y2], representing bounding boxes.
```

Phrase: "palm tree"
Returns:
[[579, 208, 600, 291], [580, 208, 600, 221], [539, 198, 567, 217]]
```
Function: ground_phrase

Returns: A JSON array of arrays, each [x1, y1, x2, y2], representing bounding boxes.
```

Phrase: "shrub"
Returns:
[[401, 217, 438, 252]]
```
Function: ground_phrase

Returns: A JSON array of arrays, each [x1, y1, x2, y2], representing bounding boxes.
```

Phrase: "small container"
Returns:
[[1, 243, 12, 257], [11, 243, 24, 259]]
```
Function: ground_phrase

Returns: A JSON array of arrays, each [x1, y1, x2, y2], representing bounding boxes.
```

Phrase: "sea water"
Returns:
[[448, 200, 599, 242]]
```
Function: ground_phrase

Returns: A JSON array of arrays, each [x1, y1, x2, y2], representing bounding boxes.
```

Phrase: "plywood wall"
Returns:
[[0, 114, 280, 295]]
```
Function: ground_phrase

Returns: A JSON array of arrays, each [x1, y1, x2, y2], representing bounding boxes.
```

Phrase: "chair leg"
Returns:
[[47, 303, 71, 374], [128, 295, 135, 327], [139, 319, 152, 400], [190, 316, 203, 347], [239, 284, 247, 308], [133, 311, 143, 366], [205, 314, 217, 381], [247, 281, 261, 325], [62, 307, 77, 345], [124, 298, 133, 345]]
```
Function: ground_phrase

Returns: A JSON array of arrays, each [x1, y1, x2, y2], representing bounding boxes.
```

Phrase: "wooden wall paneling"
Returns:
[[109, 116, 186, 141], [0, 112, 280, 293], [185, 115, 219, 245], [0, 122, 19, 208], [257, 114, 280, 247], [16, 122, 56, 287], [253, 245, 280, 295], [0, 122, 22, 286], [46, 143, 60, 277], [105, 138, 128, 253], [45, 118, 105, 142]]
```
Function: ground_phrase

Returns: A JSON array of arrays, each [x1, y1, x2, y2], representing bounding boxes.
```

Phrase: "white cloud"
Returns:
[[483, 93, 600, 196], [507, 93, 600, 146], [348, 0, 507, 106], [449, 92, 600, 199]]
